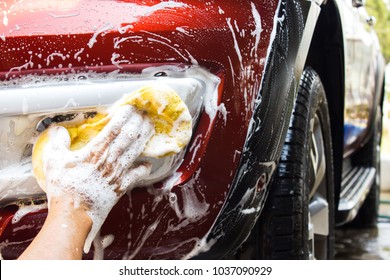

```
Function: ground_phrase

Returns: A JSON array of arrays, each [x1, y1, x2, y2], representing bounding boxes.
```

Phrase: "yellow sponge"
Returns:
[[32, 84, 192, 189]]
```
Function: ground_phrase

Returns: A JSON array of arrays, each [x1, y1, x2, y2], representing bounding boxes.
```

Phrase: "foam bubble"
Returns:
[[33, 84, 194, 253]]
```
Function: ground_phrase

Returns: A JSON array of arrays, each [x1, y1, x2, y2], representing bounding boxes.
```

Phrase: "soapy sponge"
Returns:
[[32, 84, 192, 190]]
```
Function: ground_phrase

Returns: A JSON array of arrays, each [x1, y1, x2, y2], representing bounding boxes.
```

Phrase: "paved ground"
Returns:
[[333, 109, 390, 260], [335, 191, 390, 260]]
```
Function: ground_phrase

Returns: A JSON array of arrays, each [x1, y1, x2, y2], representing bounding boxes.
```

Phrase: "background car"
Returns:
[[0, 0, 386, 259]]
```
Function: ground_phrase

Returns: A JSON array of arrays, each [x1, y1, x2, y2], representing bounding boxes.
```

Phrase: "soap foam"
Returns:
[[12, 201, 48, 224], [38, 107, 155, 252], [34, 85, 193, 253]]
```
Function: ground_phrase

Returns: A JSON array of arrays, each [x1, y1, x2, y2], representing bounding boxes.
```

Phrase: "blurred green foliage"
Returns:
[[366, 0, 390, 62]]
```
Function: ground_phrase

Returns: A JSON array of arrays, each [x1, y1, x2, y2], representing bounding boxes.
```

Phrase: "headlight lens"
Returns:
[[0, 66, 221, 206]]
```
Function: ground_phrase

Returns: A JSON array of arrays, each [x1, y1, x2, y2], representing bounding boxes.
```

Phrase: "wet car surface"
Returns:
[[0, 0, 387, 260]]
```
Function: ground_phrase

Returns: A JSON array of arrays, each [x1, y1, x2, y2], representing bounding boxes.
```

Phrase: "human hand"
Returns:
[[35, 105, 154, 253]]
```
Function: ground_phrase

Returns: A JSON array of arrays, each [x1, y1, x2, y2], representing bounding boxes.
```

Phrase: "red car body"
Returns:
[[0, 0, 385, 259]]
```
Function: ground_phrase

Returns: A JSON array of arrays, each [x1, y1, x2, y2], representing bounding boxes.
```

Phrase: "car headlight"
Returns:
[[0, 65, 221, 207]]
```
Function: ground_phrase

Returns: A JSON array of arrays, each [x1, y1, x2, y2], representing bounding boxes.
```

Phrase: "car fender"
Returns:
[[195, 0, 326, 259]]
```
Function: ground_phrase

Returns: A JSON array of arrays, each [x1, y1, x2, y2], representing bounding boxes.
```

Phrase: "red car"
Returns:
[[0, 0, 386, 259]]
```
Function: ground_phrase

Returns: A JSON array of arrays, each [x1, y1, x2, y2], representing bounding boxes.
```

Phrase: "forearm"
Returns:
[[18, 195, 92, 260]]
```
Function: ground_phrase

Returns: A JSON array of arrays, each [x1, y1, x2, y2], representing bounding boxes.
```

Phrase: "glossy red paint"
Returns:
[[0, 0, 278, 259], [0, 206, 15, 237]]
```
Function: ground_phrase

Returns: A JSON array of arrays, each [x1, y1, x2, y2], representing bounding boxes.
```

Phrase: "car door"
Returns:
[[341, 0, 379, 156]]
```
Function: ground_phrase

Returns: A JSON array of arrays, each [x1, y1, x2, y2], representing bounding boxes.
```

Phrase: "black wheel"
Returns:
[[350, 109, 382, 228], [257, 68, 335, 259]]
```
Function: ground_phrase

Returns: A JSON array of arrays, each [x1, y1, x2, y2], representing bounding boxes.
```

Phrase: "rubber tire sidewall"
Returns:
[[258, 68, 335, 259]]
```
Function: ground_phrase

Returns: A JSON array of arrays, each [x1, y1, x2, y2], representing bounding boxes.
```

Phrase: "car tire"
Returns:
[[349, 109, 382, 228], [257, 68, 335, 259]]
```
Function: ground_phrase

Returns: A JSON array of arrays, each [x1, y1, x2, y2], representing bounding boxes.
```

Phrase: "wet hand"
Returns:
[[36, 105, 154, 252]]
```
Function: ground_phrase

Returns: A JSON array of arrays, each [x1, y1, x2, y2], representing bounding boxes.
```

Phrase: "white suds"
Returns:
[[46, 52, 67, 66], [250, 2, 263, 57], [5, 55, 34, 78], [88, 23, 114, 48], [226, 18, 243, 66], [12, 202, 48, 224], [73, 48, 84, 60], [2, 11, 8, 26], [93, 233, 115, 260]]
